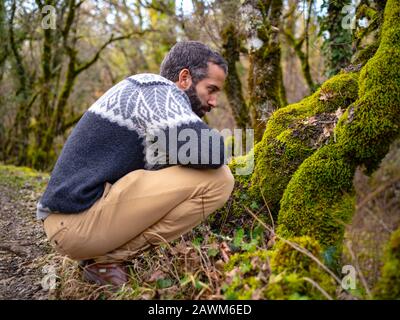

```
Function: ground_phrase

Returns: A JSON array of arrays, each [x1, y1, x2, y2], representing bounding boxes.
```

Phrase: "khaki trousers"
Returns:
[[43, 165, 234, 263]]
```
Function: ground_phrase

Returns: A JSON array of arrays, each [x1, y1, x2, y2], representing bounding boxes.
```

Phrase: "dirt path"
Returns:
[[0, 172, 52, 300]]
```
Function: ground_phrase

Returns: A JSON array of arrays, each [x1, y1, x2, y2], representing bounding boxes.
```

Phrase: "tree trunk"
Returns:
[[243, 0, 285, 142], [221, 23, 250, 130]]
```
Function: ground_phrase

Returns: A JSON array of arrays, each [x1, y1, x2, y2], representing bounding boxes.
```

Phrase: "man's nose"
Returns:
[[208, 95, 217, 108]]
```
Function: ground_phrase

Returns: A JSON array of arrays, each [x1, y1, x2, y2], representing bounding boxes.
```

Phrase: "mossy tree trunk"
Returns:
[[0, 1, 8, 82], [351, 0, 387, 66], [278, 0, 400, 255], [283, 0, 316, 92], [2, 0, 34, 166], [243, 0, 286, 142], [0, 1, 7, 151], [221, 23, 251, 130]]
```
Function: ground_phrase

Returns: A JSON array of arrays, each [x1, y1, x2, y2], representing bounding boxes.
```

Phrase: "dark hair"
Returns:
[[160, 41, 228, 84]]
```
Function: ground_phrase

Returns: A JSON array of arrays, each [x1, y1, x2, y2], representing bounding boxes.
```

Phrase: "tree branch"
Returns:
[[58, 112, 84, 134], [74, 32, 141, 76]]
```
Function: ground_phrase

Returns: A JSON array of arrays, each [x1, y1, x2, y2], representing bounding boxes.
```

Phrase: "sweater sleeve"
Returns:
[[144, 120, 227, 170]]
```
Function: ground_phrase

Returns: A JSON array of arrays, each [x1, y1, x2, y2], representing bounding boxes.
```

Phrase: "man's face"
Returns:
[[186, 63, 226, 118]]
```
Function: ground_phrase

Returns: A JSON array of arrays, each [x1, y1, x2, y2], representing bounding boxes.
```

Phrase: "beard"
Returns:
[[184, 85, 210, 118]]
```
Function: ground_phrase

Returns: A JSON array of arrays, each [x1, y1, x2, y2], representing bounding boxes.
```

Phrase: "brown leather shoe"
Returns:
[[82, 262, 129, 288]]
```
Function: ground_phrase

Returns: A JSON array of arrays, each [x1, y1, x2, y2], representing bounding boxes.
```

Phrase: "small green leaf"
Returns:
[[250, 201, 259, 210], [207, 248, 219, 257], [156, 278, 173, 289]]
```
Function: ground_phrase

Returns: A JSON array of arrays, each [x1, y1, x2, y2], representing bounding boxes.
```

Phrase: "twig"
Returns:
[[259, 187, 275, 231], [303, 277, 333, 300], [345, 240, 373, 299]]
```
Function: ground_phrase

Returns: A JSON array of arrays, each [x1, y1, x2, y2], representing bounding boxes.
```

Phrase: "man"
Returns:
[[36, 41, 235, 287]]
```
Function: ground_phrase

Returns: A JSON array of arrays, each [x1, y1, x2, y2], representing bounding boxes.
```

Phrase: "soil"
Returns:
[[0, 178, 52, 300]]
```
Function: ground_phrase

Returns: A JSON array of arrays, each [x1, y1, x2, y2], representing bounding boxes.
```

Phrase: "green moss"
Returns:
[[222, 250, 269, 300], [277, 145, 356, 252], [250, 72, 359, 216], [265, 236, 337, 300], [278, 0, 400, 259], [373, 227, 400, 299], [264, 272, 312, 300], [270, 236, 322, 273], [336, 0, 400, 172], [0, 164, 49, 192]]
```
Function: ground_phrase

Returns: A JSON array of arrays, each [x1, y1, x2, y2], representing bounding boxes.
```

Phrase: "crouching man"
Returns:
[[36, 41, 234, 288]]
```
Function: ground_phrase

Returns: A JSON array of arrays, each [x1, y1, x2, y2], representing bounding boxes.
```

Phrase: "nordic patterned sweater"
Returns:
[[36, 73, 226, 220]]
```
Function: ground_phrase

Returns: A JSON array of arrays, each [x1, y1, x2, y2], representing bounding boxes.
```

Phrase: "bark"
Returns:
[[282, 0, 315, 92], [243, 0, 285, 142], [221, 23, 250, 130]]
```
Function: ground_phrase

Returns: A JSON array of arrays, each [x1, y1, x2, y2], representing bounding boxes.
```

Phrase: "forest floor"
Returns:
[[0, 166, 52, 299], [0, 164, 243, 300], [2, 162, 395, 300]]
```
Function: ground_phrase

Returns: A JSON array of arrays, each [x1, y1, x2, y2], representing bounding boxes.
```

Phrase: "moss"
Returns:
[[278, 0, 400, 259], [277, 145, 356, 253], [222, 250, 269, 299], [0, 164, 49, 192], [264, 236, 337, 300], [251, 72, 359, 216], [264, 272, 312, 300], [336, 0, 400, 172], [270, 236, 322, 273], [373, 227, 400, 299]]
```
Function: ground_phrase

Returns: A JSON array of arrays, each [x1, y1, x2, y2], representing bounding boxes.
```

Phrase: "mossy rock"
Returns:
[[373, 227, 400, 299]]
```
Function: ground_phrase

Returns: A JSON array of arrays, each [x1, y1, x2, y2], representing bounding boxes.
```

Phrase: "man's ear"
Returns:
[[176, 68, 192, 90]]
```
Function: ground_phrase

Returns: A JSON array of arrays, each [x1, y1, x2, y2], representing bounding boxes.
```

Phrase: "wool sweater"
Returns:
[[36, 73, 226, 220]]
